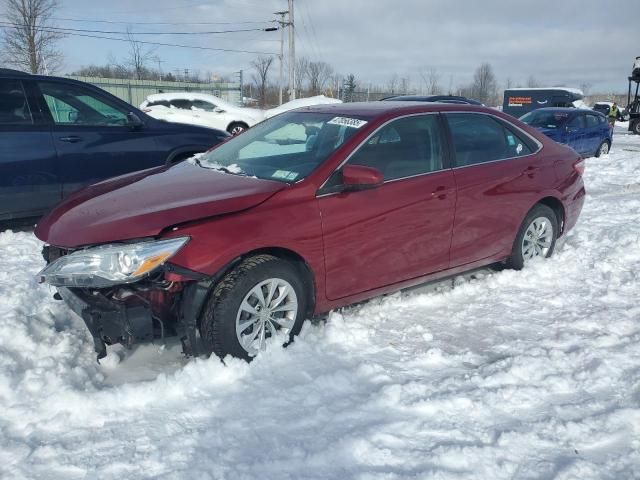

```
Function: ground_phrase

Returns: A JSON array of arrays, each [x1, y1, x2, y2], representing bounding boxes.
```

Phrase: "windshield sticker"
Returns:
[[272, 170, 299, 181], [327, 117, 368, 129]]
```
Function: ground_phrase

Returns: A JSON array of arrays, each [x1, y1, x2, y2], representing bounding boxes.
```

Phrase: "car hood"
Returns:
[[35, 162, 286, 248]]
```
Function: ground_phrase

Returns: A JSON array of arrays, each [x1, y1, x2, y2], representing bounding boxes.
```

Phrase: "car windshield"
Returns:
[[520, 110, 569, 129], [197, 111, 366, 183]]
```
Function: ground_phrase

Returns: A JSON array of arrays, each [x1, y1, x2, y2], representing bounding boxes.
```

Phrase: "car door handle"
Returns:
[[58, 136, 82, 143], [431, 186, 450, 200], [523, 166, 540, 178]]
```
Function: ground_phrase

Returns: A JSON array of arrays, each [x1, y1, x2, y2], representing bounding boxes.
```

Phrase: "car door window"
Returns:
[[170, 99, 193, 110], [585, 114, 600, 128], [567, 115, 585, 129], [38, 82, 128, 126], [347, 115, 444, 181], [446, 113, 532, 167], [191, 100, 216, 111], [0, 80, 33, 125]]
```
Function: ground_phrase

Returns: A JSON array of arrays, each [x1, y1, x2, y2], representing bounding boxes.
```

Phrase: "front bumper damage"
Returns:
[[54, 278, 213, 362]]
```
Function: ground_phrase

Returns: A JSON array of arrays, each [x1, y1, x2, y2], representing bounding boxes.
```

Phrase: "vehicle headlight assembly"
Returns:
[[38, 237, 189, 288]]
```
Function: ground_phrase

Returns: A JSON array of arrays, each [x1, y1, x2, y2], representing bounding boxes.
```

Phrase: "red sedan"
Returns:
[[36, 102, 585, 361]]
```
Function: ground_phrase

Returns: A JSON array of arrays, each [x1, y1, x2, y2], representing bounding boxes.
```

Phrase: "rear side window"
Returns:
[[148, 100, 170, 107], [445, 113, 532, 167], [348, 114, 444, 181], [0, 79, 32, 125]]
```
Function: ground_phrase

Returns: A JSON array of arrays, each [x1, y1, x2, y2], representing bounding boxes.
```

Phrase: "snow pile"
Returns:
[[265, 95, 342, 118], [1, 128, 640, 479]]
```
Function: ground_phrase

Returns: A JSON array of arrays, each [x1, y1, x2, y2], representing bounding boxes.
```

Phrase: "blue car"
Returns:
[[0, 69, 230, 222], [520, 108, 612, 158]]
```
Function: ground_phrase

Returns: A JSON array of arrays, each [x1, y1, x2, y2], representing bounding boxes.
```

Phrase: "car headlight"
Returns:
[[38, 237, 189, 288]]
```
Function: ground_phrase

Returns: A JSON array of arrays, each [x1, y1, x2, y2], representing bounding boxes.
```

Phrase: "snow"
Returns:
[[1, 126, 640, 479]]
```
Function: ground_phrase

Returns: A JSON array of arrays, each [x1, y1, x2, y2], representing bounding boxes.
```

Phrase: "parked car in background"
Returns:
[[140, 92, 264, 134], [503, 88, 584, 118], [520, 107, 612, 158], [382, 94, 483, 105], [0, 68, 229, 222], [592, 102, 629, 121], [36, 102, 585, 363], [264, 95, 342, 118]]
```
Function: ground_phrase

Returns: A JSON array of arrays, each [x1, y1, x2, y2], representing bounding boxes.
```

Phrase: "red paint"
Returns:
[[35, 103, 585, 315], [342, 164, 384, 188]]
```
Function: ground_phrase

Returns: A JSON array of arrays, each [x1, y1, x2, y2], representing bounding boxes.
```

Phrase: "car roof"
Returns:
[[286, 101, 495, 119], [383, 94, 482, 104]]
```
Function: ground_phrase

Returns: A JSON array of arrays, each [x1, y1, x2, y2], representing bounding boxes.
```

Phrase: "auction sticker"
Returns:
[[327, 117, 368, 129]]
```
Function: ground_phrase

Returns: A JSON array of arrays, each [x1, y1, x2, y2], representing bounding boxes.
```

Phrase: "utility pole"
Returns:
[[275, 10, 288, 105], [288, 0, 296, 100]]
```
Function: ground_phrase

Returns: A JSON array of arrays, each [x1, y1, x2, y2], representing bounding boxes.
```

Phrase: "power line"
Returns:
[[0, 20, 277, 36], [51, 16, 273, 26], [0, 25, 278, 55]]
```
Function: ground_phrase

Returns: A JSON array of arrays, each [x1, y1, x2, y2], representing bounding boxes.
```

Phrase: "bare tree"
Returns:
[[294, 56, 309, 95], [307, 61, 333, 95], [387, 74, 399, 94], [420, 67, 441, 95], [471, 63, 497, 104], [526, 75, 541, 88], [579, 82, 592, 96], [251, 56, 274, 108], [124, 28, 156, 80], [2, 0, 64, 73]]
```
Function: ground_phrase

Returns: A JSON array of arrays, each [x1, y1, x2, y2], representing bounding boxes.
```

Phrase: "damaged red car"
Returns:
[[36, 102, 585, 361]]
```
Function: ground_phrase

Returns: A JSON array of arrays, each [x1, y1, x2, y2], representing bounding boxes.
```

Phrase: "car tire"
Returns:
[[595, 140, 610, 158], [506, 204, 558, 270], [227, 122, 249, 135], [199, 255, 307, 361], [632, 120, 640, 136]]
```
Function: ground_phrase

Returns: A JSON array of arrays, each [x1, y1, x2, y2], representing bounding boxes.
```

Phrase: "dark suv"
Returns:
[[0, 69, 229, 222]]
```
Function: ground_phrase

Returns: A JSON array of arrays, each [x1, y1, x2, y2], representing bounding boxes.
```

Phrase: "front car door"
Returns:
[[317, 113, 456, 300], [0, 78, 60, 221], [35, 80, 165, 196], [445, 112, 545, 267]]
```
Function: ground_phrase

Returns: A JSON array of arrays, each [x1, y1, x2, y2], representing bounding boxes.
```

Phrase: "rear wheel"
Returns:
[[595, 140, 610, 157], [506, 204, 558, 270], [199, 255, 307, 361], [227, 122, 249, 135], [632, 120, 640, 135]]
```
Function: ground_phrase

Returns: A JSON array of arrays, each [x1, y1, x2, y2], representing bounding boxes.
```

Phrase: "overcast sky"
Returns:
[[55, 0, 637, 93]]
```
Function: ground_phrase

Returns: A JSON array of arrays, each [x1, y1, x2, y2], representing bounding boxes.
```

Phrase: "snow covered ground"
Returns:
[[1, 126, 639, 479]]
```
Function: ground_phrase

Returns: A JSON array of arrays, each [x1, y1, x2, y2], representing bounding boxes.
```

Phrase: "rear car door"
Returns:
[[445, 112, 544, 267], [0, 78, 60, 221], [565, 114, 586, 155], [35, 80, 166, 196], [317, 114, 456, 300], [584, 113, 603, 154]]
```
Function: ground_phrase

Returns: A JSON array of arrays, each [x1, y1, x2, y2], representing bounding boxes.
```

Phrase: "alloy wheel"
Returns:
[[522, 217, 554, 261], [235, 278, 298, 356], [599, 142, 609, 156]]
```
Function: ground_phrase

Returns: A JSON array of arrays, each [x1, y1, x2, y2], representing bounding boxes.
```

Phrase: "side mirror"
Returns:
[[341, 165, 384, 192], [127, 112, 144, 130], [68, 111, 78, 123], [214, 107, 226, 113]]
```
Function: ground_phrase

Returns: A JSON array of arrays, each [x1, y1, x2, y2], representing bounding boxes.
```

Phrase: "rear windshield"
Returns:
[[198, 112, 366, 183], [519, 110, 569, 129]]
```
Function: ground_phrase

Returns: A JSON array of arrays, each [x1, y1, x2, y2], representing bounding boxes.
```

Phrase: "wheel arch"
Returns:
[[536, 196, 565, 237], [166, 145, 208, 164], [226, 120, 249, 133], [207, 246, 317, 318]]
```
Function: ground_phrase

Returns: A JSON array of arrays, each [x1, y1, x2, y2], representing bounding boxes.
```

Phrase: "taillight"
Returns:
[[573, 159, 585, 176]]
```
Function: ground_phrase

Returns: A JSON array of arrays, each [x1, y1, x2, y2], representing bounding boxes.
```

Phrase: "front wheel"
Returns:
[[506, 204, 558, 270], [632, 120, 640, 136], [199, 255, 307, 361]]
